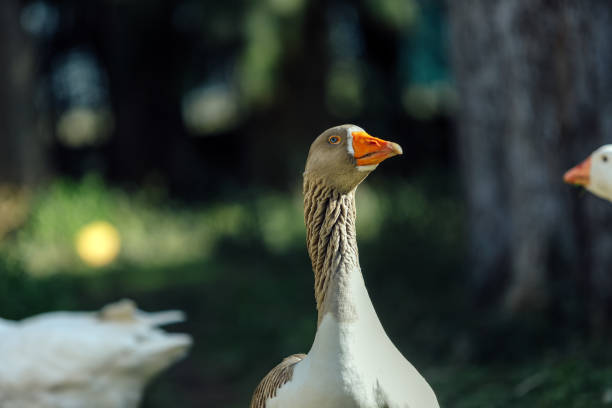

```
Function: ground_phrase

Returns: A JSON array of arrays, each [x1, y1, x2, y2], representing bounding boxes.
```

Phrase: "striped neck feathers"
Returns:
[[303, 175, 360, 326]]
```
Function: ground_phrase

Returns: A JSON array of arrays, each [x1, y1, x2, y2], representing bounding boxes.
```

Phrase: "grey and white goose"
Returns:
[[251, 125, 439, 408]]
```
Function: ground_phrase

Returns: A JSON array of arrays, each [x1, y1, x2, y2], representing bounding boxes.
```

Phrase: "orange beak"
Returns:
[[563, 156, 591, 186], [352, 131, 403, 166]]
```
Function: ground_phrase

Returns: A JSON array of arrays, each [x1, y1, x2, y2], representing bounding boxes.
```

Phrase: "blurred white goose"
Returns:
[[0, 299, 192, 408], [564, 145, 612, 202]]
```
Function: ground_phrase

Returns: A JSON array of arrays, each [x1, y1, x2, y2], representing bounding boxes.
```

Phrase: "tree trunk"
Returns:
[[448, 0, 612, 321], [0, 0, 47, 186]]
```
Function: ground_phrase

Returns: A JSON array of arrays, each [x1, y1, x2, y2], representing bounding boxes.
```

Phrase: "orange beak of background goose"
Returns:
[[352, 131, 403, 166], [563, 156, 591, 186]]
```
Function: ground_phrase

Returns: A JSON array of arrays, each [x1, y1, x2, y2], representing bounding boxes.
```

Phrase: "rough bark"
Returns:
[[448, 0, 612, 320]]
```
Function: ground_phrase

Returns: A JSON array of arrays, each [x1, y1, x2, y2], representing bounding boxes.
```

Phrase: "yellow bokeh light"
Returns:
[[75, 221, 121, 267]]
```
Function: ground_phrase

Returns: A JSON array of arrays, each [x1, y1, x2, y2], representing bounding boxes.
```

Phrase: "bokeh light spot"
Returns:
[[56, 107, 114, 147], [75, 221, 121, 267]]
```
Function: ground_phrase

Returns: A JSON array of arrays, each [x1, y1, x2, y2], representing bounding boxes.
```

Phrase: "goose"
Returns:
[[564, 145, 612, 202], [0, 299, 192, 408], [250, 125, 439, 408]]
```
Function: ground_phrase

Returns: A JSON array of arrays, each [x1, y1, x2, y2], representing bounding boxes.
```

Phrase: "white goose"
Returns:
[[564, 144, 612, 202], [251, 125, 439, 408], [0, 299, 191, 408]]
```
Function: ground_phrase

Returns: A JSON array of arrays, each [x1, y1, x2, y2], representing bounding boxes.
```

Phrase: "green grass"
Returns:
[[431, 350, 612, 407], [1, 174, 611, 407]]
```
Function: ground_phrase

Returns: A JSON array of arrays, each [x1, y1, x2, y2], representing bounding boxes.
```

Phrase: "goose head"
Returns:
[[304, 124, 403, 192], [564, 144, 612, 202]]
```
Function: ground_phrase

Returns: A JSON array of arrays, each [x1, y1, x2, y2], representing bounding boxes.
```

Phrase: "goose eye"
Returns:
[[328, 136, 341, 145], [603, 155, 608, 163]]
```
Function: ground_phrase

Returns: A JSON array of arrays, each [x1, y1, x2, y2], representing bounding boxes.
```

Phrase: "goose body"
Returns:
[[251, 125, 439, 408], [564, 144, 612, 202], [267, 279, 436, 408], [0, 299, 191, 408]]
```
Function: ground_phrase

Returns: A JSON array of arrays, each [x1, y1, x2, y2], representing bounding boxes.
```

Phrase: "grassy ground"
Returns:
[[1, 174, 611, 407]]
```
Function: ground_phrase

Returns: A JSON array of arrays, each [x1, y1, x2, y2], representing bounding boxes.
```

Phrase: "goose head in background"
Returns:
[[564, 144, 612, 202]]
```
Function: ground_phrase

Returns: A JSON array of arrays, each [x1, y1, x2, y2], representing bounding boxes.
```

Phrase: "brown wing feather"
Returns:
[[250, 353, 306, 408]]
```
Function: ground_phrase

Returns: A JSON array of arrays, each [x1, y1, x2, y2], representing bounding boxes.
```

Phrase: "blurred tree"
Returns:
[[448, 1, 612, 326], [5, 0, 454, 200], [0, 0, 48, 185]]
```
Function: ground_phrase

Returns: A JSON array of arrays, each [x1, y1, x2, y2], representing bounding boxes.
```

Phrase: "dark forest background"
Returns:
[[1, 0, 612, 406]]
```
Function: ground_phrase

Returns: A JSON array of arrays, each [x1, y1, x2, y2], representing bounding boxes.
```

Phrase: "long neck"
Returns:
[[303, 176, 361, 326]]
